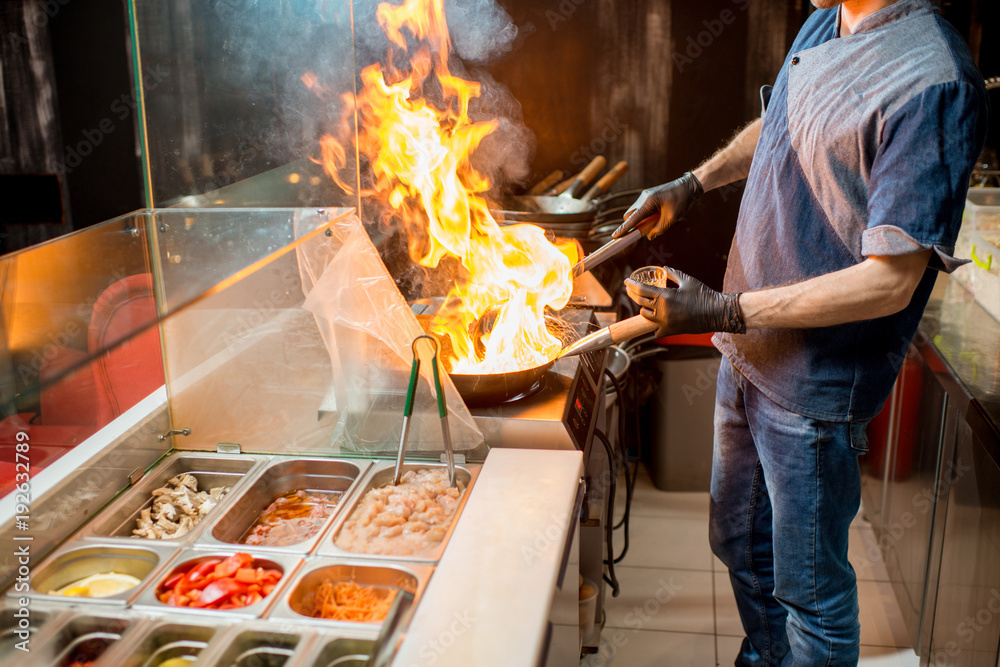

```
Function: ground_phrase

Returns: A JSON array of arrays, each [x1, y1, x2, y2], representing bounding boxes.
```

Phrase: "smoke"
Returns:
[[467, 68, 534, 194], [351, 0, 534, 194], [444, 0, 519, 63]]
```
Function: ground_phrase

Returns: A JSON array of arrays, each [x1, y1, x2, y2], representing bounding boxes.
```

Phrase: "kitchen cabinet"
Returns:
[[924, 414, 1000, 666], [862, 276, 1000, 666], [880, 346, 958, 650]]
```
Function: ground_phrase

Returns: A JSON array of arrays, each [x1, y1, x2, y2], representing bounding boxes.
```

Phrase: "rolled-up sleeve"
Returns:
[[862, 80, 988, 272]]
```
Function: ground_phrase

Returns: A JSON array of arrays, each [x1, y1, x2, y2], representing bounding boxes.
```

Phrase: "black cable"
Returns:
[[604, 368, 633, 567], [595, 428, 620, 598]]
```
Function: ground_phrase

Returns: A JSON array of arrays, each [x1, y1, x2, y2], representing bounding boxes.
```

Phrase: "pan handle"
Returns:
[[548, 174, 577, 196], [570, 156, 607, 196], [583, 161, 629, 201], [528, 169, 565, 196], [609, 315, 660, 344]]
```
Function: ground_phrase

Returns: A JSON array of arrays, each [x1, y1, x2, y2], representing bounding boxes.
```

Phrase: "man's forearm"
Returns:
[[738, 250, 932, 329], [692, 119, 762, 192]]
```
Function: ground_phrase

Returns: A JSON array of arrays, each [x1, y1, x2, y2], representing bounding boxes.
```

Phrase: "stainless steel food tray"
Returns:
[[131, 548, 303, 619], [267, 557, 432, 632], [196, 457, 370, 555], [316, 462, 480, 564], [294, 634, 377, 667], [14, 542, 179, 607], [0, 604, 67, 663], [25, 610, 143, 667], [79, 452, 267, 547], [194, 622, 313, 667], [109, 618, 226, 667]]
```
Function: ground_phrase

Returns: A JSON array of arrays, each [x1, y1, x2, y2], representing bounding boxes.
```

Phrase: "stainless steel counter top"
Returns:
[[393, 448, 584, 667], [919, 274, 1000, 460]]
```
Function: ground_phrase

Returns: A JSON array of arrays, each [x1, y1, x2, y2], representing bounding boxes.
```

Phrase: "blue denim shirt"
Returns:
[[713, 0, 988, 422]]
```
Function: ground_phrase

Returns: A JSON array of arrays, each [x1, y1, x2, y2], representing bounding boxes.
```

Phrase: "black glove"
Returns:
[[612, 172, 704, 240], [625, 267, 746, 337]]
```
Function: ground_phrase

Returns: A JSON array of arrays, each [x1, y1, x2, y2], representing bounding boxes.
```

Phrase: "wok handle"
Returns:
[[566, 156, 607, 197], [547, 174, 577, 196], [583, 161, 629, 200], [528, 169, 565, 196], [609, 315, 660, 344]]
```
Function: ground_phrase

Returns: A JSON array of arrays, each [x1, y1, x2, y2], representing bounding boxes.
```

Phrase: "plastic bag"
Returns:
[[296, 211, 485, 455]]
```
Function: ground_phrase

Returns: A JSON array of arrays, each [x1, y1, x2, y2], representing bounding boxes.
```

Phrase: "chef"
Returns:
[[613, 0, 988, 664]]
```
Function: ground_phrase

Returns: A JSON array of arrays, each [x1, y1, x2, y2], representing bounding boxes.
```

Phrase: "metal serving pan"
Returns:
[[0, 605, 64, 663], [299, 636, 377, 667], [81, 453, 267, 546], [28, 612, 139, 667], [17, 543, 178, 607], [114, 620, 222, 667], [197, 625, 309, 667], [197, 458, 369, 554], [316, 462, 480, 563], [131, 549, 302, 619], [267, 558, 431, 632]]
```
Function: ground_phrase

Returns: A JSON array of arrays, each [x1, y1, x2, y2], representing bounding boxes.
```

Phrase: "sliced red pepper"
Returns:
[[190, 578, 246, 608], [186, 558, 223, 584], [235, 567, 257, 584], [161, 571, 184, 589], [213, 553, 252, 580]]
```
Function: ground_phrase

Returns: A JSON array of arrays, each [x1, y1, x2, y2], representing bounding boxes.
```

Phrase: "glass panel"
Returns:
[[0, 213, 161, 493], [127, 0, 359, 209], [0, 208, 362, 495], [929, 424, 1000, 666], [161, 209, 485, 459], [150, 207, 331, 313]]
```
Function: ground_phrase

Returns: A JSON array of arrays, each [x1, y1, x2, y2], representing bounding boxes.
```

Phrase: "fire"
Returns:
[[312, 0, 578, 374]]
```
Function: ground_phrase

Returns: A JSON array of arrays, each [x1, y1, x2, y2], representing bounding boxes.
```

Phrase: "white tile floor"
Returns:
[[583, 466, 920, 666]]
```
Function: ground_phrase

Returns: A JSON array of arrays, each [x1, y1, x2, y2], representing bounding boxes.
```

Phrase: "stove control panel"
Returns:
[[563, 346, 607, 452]]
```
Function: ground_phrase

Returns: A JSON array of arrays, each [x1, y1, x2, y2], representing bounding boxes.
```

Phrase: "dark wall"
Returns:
[[485, 0, 996, 290], [0, 0, 73, 253], [1, 0, 996, 259], [486, 0, 804, 290], [49, 0, 143, 230], [0, 0, 141, 255]]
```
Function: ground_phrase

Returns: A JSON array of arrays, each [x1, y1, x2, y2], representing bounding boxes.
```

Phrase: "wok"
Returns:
[[449, 360, 555, 408], [493, 160, 630, 224]]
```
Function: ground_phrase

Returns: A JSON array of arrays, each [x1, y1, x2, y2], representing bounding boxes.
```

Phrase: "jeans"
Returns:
[[710, 357, 866, 666]]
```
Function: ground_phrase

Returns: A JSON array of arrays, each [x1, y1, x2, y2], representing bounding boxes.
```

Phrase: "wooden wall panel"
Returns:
[[0, 0, 72, 253]]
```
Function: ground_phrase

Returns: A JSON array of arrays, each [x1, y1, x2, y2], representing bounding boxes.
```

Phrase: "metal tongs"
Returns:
[[393, 335, 456, 487], [570, 215, 657, 278]]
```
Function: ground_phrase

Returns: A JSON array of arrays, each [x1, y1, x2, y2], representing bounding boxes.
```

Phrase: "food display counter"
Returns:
[[3, 444, 582, 667], [0, 0, 620, 662], [0, 204, 593, 666]]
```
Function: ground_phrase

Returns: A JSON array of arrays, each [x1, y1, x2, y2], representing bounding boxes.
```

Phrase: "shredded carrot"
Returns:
[[311, 580, 397, 622]]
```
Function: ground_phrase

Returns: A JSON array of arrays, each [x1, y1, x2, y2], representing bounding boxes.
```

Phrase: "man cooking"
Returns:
[[612, 0, 988, 664]]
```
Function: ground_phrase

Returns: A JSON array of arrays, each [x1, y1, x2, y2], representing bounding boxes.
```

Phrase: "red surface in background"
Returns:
[[0, 274, 164, 496]]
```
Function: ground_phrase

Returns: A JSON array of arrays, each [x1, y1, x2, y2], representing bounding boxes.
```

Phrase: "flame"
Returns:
[[315, 0, 577, 374]]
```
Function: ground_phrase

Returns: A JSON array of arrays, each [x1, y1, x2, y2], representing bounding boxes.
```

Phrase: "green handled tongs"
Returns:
[[393, 335, 456, 487]]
